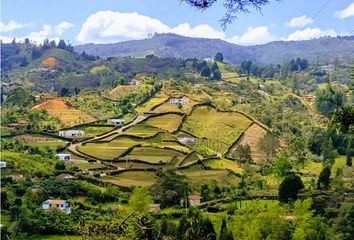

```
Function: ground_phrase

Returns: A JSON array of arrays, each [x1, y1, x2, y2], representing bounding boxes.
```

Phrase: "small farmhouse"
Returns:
[[42, 199, 71, 214], [168, 98, 188, 105], [107, 118, 125, 125], [58, 130, 85, 138], [0, 161, 7, 168], [188, 195, 203, 206], [56, 153, 71, 161], [130, 79, 142, 86]]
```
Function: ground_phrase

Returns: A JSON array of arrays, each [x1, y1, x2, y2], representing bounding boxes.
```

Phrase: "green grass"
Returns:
[[90, 65, 109, 74], [69, 126, 113, 138], [178, 166, 240, 191], [203, 159, 243, 173], [100, 171, 156, 187], [0, 212, 11, 227], [145, 114, 183, 133], [1, 151, 57, 175], [124, 124, 161, 137], [77, 141, 136, 160], [124, 146, 185, 163], [182, 106, 252, 145], [70, 161, 102, 170]]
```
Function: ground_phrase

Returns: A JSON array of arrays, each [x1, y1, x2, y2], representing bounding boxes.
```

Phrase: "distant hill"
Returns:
[[74, 33, 354, 65]]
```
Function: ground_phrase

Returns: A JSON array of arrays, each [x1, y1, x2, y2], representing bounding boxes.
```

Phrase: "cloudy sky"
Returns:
[[1, 0, 354, 46]]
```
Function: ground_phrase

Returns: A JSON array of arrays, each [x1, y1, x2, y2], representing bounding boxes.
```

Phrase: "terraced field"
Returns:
[[154, 96, 199, 114], [12, 134, 68, 150], [77, 138, 139, 160], [100, 171, 156, 187], [203, 159, 243, 173], [108, 85, 140, 100], [124, 146, 186, 163], [145, 113, 183, 132], [178, 165, 240, 190], [135, 94, 169, 114], [124, 124, 161, 137], [32, 98, 95, 127], [182, 106, 252, 145]]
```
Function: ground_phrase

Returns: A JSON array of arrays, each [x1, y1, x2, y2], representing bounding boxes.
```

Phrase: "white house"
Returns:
[[107, 118, 125, 125], [178, 137, 196, 145], [58, 130, 85, 138], [56, 153, 71, 161], [0, 161, 7, 168], [168, 98, 188, 105], [42, 199, 71, 214], [130, 79, 142, 86]]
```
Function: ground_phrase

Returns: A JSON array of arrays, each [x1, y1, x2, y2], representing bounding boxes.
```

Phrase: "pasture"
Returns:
[[203, 158, 243, 173], [124, 124, 161, 137], [182, 106, 252, 145], [145, 113, 183, 132], [124, 146, 185, 163], [100, 171, 156, 187], [69, 125, 113, 137]]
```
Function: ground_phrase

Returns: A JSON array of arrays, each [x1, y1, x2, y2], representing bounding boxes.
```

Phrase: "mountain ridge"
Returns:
[[74, 33, 354, 65]]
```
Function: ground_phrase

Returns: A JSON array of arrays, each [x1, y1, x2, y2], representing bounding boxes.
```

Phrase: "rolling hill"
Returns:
[[74, 33, 354, 65]]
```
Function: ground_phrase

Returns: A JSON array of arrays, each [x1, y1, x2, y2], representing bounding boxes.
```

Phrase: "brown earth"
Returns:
[[41, 57, 58, 66], [32, 98, 95, 127]]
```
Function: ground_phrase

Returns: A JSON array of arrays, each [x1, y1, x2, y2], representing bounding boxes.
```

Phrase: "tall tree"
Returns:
[[128, 187, 153, 212], [214, 52, 224, 62], [220, 218, 234, 240], [278, 174, 304, 203], [317, 166, 331, 190]]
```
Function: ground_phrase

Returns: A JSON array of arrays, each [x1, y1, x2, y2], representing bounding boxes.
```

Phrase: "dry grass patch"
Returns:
[[32, 98, 95, 127]]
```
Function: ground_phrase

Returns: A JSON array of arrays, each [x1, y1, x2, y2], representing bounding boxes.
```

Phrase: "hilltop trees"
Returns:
[[214, 52, 224, 62]]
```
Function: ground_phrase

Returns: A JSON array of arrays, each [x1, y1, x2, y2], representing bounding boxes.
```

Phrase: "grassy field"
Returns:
[[124, 146, 185, 163], [203, 159, 243, 173], [182, 106, 252, 145], [179, 152, 201, 166], [67, 94, 118, 120], [100, 171, 156, 187], [32, 98, 95, 126], [145, 113, 183, 132], [135, 94, 169, 114], [69, 161, 102, 170], [124, 124, 161, 137], [12, 134, 68, 150], [90, 65, 109, 74], [69, 125, 113, 137], [178, 166, 240, 190], [77, 140, 138, 160], [108, 85, 140, 100], [1, 151, 57, 175]]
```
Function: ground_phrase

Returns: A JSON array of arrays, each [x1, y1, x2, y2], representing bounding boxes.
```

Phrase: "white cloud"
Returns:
[[77, 11, 170, 43], [77, 11, 276, 45], [172, 23, 224, 39], [77, 11, 225, 44], [334, 3, 354, 19], [227, 26, 275, 45], [286, 15, 313, 28], [287, 27, 337, 41], [0, 20, 25, 32], [0, 21, 73, 44], [55, 21, 74, 35]]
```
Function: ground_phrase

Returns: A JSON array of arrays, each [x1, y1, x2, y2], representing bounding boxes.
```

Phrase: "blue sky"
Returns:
[[1, 0, 354, 45]]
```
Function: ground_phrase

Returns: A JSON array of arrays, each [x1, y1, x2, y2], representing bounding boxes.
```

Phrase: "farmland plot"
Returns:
[[123, 146, 185, 163], [100, 171, 156, 187], [145, 113, 183, 133], [182, 106, 252, 145]]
